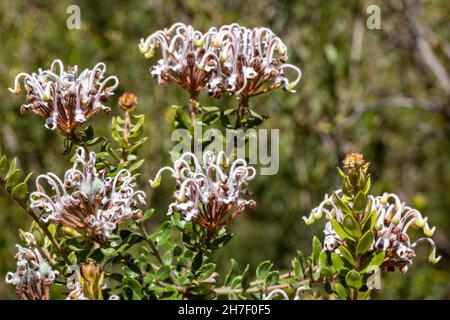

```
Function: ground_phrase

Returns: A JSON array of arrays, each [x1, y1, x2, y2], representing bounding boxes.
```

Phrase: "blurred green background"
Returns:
[[1, 0, 450, 299]]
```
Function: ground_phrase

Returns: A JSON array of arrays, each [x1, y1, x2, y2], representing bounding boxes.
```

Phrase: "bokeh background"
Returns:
[[1, 0, 450, 299]]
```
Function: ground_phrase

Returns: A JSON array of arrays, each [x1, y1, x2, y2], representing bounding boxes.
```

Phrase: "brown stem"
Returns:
[[234, 96, 249, 129], [189, 91, 199, 125]]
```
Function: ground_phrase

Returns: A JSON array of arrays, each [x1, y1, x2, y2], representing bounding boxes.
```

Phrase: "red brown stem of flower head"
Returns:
[[189, 91, 199, 124], [234, 96, 249, 129]]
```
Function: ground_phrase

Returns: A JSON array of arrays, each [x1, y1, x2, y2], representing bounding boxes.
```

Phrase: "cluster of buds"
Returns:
[[139, 23, 301, 99], [149, 151, 256, 237], [303, 153, 441, 273], [29, 147, 146, 243], [66, 263, 104, 300], [9, 59, 119, 136], [5, 232, 58, 300]]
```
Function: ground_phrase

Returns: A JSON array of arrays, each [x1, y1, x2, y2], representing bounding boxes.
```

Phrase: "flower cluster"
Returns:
[[139, 23, 301, 99], [29, 147, 146, 242], [149, 151, 256, 237], [303, 189, 441, 273], [9, 59, 119, 136], [5, 233, 58, 300]]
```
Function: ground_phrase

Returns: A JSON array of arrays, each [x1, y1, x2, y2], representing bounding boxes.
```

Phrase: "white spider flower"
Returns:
[[303, 190, 441, 273], [5, 232, 58, 300], [149, 151, 256, 237], [29, 147, 146, 243], [139, 23, 302, 99], [9, 59, 118, 136]]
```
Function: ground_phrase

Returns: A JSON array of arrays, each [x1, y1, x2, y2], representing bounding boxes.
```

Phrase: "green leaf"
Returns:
[[338, 246, 356, 266], [151, 221, 172, 246], [197, 263, 216, 281], [335, 282, 348, 300], [156, 265, 172, 281], [337, 166, 347, 178], [361, 209, 376, 233], [292, 257, 304, 281], [356, 231, 374, 255], [0, 155, 8, 176], [361, 252, 385, 274], [331, 253, 346, 271], [128, 137, 148, 153], [128, 159, 145, 172], [163, 250, 173, 265], [68, 251, 77, 265], [333, 192, 352, 215], [122, 266, 139, 279], [318, 250, 328, 269], [312, 236, 322, 263], [363, 176, 371, 195], [5, 169, 21, 188], [342, 214, 361, 238], [144, 273, 155, 285], [101, 248, 118, 257], [331, 219, 353, 240], [230, 276, 243, 289], [122, 276, 142, 300], [248, 108, 267, 121], [345, 270, 362, 289], [5, 157, 17, 178], [353, 191, 367, 214], [256, 260, 273, 281], [142, 208, 155, 221], [264, 270, 280, 285], [11, 182, 28, 200], [192, 252, 203, 273], [224, 259, 239, 286], [241, 264, 250, 291]]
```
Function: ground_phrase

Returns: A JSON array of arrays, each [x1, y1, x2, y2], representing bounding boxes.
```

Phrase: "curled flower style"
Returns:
[[5, 233, 58, 300], [303, 190, 441, 273], [139, 23, 301, 99], [213, 23, 302, 98], [139, 23, 220, 95], [263, 287, 307, 300], [29, 147, 146, 243], [149, 151, 256, 237], [9, 59, 119, 136]]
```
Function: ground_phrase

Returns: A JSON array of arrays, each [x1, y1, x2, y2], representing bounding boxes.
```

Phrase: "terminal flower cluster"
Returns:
[[29, 147, 146, 242], [304, 180, 440, 273], [139, 23, 301, 98], [9, 59, 119, 136], [150, 151, 256, 237]]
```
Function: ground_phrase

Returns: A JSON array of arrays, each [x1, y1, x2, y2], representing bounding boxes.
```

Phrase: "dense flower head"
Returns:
[[139, 23, 301, 98], [303, 190, 441, 273], [29, 147, 146, 242], [5, 232, 58, 300], [149, 151, 256, 237], [9, 59, 119, 135]]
